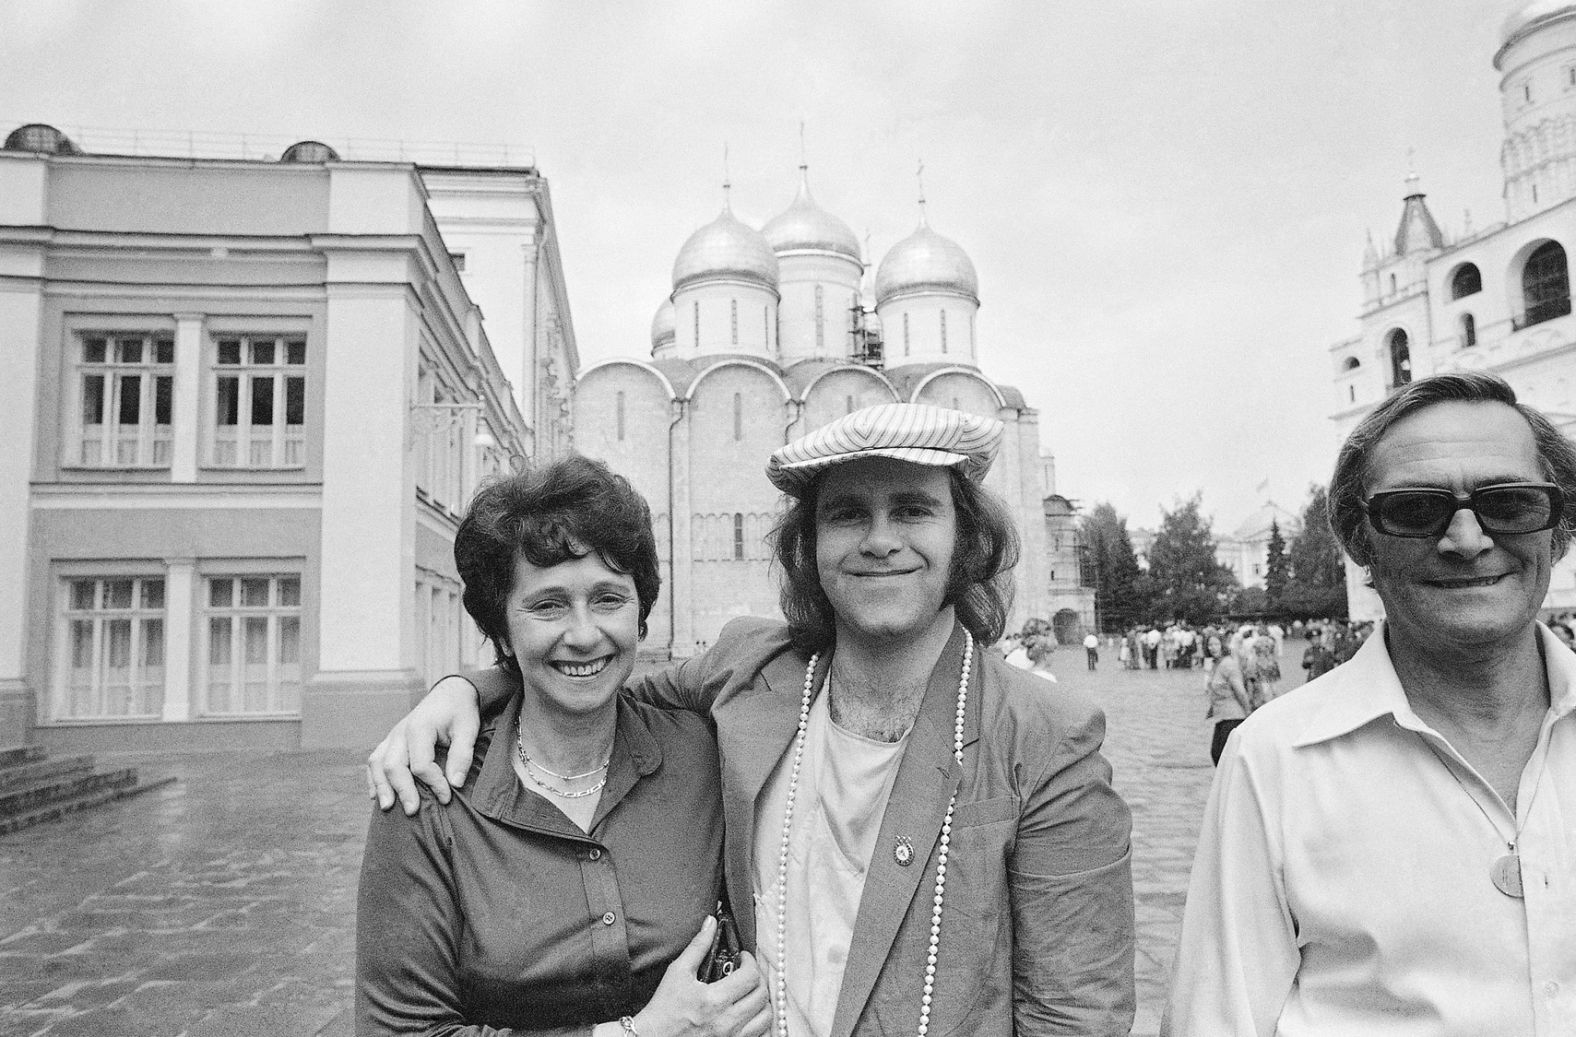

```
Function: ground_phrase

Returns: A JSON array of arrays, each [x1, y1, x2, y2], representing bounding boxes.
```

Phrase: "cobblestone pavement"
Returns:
[[0, 653, 1246, 1036]]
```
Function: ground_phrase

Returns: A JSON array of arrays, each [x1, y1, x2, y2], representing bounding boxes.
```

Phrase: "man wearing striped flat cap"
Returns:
[[369, 402, 1136, 1036]]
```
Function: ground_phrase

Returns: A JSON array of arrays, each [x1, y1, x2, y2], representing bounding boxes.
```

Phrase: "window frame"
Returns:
[[54, 573, 167, 722], [68, 331, 176, 470], [206, 332, 308, 471], [198, 572, 304, 718]]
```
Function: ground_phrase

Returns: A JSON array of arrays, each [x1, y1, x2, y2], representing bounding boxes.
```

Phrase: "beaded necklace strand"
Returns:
[[773, 630, 972, 1037]]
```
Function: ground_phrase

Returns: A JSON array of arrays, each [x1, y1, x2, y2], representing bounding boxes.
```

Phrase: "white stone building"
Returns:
[[573, 168, 1079, 654], [0, 125, 575, 750], [1218, 500, 1302, 590], [1329, 1, 1576, 620]]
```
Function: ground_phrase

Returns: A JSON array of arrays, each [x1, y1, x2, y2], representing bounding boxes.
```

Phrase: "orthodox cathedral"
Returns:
[[1331, 0, 1576, 619], [571, 168, 1090, 654]]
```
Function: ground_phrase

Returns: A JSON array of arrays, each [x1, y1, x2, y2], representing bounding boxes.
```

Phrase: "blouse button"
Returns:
[[602, 911, 617, 926], [588, 848, 602, 861]]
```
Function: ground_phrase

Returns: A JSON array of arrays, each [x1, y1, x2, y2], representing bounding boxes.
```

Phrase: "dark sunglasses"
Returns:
[[1364, 482, 1564, 538]]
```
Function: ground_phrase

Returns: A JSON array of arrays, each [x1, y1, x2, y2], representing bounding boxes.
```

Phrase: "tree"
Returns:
[[1146, 494, 1237, 625], [1264, 519, 1290, 613], [1078, 502, 1147, 631], [1282, 484, 1349, 618]]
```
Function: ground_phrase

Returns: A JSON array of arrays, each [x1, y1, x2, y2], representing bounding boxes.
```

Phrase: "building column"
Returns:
[[172, 313, 205, 482], [519, 234, 540, 432], [302, 275, 423, 747], [162, 559, 196, 722], [669, 399, 694, 655], [0, 273, 42, 747]]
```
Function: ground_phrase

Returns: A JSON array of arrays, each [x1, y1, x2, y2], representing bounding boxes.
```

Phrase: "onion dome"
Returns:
[[762, 171, 861, 260], [651, 298, 676, 352], [280, 140, 341, 163], [1501, 1, 1576, 47], [874, 222, 979, 305], [4, 123, 80, 155], [672, 208, 779, 292]]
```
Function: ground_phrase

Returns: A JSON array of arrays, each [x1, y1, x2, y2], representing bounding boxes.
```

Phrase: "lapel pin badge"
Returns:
[[894, 835, 915, 867]]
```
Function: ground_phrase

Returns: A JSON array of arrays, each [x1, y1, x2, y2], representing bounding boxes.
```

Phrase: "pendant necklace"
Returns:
[[1415, 733, 1547, 899], [774, 630, 972, 1037], [516, 733, 610, 799]]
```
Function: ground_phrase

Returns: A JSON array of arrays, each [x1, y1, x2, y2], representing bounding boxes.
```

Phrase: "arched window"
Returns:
[[694, 302, 700, 344], [616, 391, 626, 440], [940, 310, 948, 353], [733, 513, 745, 560], [903, 313, 911, 355], [732, 392, 742, 441], [1389, 273, 1398, 295], [1450, 263, 1482, 299], [1341, 356, 1361, 372], [1460, 313, 1477, 348], [1387, 329, 1412, 387], [730, 299, 739, 344], [1521, 241, 1571, 328]]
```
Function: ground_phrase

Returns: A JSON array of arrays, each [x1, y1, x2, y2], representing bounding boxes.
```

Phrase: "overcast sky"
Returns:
[[2, 0, 1521, 535]]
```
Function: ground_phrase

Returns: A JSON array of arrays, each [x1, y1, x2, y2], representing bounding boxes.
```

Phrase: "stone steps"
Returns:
[[0, 746, 177, 837]]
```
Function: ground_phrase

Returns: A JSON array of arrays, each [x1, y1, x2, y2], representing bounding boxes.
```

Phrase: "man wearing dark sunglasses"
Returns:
[[1166, 371, 1576, 1035]]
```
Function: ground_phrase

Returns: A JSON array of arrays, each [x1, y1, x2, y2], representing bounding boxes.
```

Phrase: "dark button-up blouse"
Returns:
[[356, 695, 724, 1036]]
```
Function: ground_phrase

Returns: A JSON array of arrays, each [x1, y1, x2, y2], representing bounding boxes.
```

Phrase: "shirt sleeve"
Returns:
[[1162, 735, 1299, 1036], [355, 801, 593, 1037], [1009, 705, 1138, 1036]]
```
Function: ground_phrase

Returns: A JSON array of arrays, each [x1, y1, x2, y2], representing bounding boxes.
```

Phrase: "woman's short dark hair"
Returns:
[[454, 455, 660, 674], [770, 467, 1020, 654], [1328, 371, 1576, 566]]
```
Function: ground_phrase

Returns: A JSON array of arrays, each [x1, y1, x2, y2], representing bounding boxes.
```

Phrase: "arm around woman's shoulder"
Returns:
[[1003, 686, 1137, 1036], [625, 616, 798, 715]]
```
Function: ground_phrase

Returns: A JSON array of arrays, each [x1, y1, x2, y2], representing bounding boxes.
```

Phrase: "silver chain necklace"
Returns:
[[773, 630, 972, 1037], [516, 734, 610, 799], [1414, 732, 1548, 898]]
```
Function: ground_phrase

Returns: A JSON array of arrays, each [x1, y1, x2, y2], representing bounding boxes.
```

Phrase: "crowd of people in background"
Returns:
[[998, 616, 1384, 697]]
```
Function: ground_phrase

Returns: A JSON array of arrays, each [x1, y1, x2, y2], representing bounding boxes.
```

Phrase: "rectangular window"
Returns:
[[731, 299, 739, 345], [733, 513, 745, 560], [616, 391, 626, 441], [733, 393, 743, 441], [75, 333, 174, 468], [202, 574, 302, 715], [210, 335, 307, 468], [60, 576, 165, 719], [940, 310, 948, 353]]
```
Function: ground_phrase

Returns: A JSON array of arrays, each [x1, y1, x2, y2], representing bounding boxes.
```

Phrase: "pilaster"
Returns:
[[172, 313, 205, 481], [669, 400, 694, 654], [162, 559, 196, 721]]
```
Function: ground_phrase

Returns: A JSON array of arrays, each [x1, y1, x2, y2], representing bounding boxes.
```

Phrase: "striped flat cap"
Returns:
[[767, 403, 1004, 496]]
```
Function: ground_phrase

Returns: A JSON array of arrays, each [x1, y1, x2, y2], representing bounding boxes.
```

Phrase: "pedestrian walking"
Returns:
[[1083, 631, 1100, 671]]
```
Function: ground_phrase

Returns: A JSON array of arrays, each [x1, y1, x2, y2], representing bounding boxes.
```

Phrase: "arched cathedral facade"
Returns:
[[572, 170, 1068, 655]]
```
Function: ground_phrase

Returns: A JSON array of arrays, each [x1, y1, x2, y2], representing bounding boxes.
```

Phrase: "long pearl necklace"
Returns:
[[773, 630, 972, 1037]]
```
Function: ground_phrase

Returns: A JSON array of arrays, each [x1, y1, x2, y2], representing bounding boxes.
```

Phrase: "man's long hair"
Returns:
[[770, 468, 1020, 655]]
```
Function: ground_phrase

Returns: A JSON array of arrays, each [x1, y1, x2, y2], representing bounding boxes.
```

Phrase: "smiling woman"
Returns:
[[357, 456, 771, 1037]]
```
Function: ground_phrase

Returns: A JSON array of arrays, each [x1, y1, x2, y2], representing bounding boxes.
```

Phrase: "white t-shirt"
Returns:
[[753, 687, 909, 1037]]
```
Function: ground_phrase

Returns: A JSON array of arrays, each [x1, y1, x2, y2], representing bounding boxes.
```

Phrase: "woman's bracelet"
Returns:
[[618, 1016, 640, 1037]]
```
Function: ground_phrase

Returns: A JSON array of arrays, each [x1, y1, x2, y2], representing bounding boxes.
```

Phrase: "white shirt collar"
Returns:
[[1292, 621, 1576, 749]]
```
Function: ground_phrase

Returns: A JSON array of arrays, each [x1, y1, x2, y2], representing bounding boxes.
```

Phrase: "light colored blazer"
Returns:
[[631, 617, 1136, 1037], [469, 616, 1135, 1035]]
